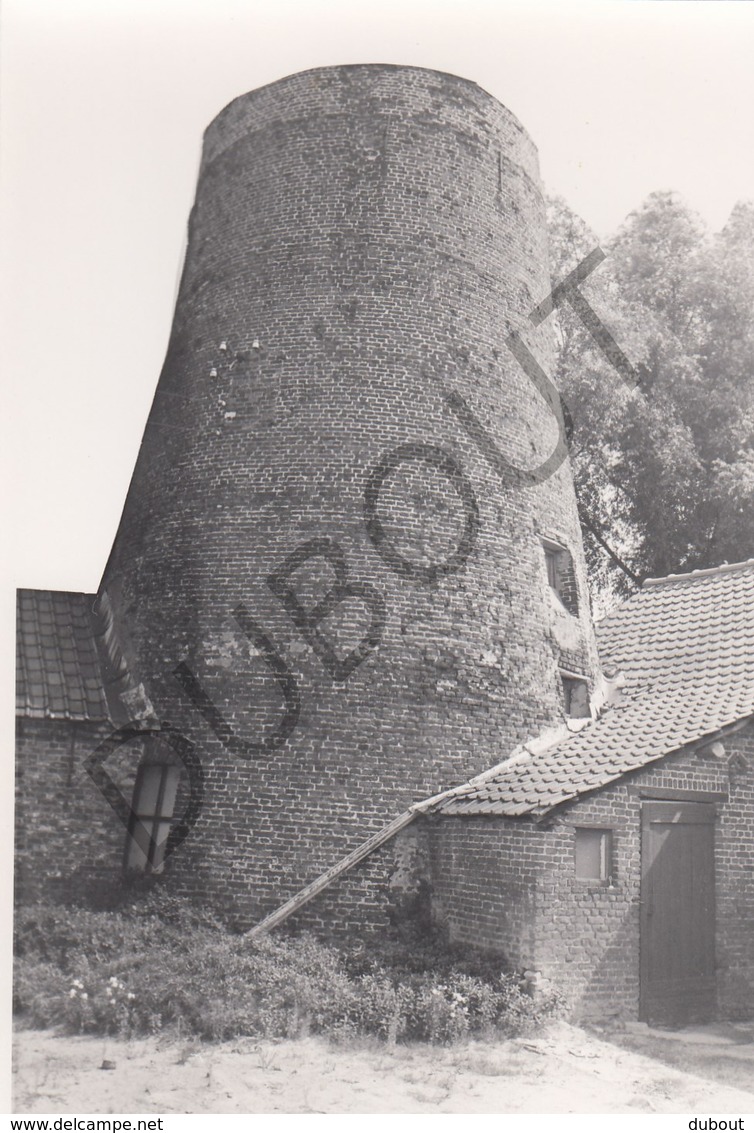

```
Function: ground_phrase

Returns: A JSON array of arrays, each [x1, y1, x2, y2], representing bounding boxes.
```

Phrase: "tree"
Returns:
[[547, 192, 754, 605]]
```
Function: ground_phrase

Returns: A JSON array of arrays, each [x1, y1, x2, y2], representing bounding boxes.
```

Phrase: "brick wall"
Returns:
[[716, 728, 754, 1015], [97, 64, 601, 927], [15, 718, 141, 905], [427, 727, 754, 1021], [14, 718, 197, 908]]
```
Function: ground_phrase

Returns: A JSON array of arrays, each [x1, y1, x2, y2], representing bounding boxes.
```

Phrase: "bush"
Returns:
[[13, 900, 564, 1044]]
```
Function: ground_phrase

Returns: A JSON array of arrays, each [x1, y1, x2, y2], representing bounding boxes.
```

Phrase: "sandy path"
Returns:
[[13, 1022, 754, 1114]]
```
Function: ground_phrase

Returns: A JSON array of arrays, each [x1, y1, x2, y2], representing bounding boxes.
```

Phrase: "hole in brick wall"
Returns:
[[541, 537, 579, 617], [561, 673, 590, 719]]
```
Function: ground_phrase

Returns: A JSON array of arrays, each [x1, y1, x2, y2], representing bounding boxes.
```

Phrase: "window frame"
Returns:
[[544, 545, 560, 593], [123, 762, 180, 875], [573, 826, 614, 884], [540, 536, 579, 616], [541, 537, 565, 600], [560, 670, 590, 719]]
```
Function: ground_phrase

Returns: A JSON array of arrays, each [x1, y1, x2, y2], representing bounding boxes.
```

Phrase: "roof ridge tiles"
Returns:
[[643, 557, 754, 586]]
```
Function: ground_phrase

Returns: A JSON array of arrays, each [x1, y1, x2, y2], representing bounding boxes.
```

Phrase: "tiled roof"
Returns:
[[431, 559, 754, 817], [16, 590, 111, 721]]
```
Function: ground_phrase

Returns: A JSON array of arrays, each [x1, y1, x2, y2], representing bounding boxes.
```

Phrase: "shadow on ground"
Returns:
[[594, 1020, 754, 1098]]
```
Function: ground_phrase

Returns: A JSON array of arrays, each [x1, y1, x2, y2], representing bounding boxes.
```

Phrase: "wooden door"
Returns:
[[640, 800, 716, 1024]]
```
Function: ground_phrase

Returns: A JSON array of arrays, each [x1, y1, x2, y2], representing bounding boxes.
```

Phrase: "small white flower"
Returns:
[[69, 989, 77, 998], [127, 993, 135, 1001], [109, 977, 119, 987], [81, 992, 88, 1001]]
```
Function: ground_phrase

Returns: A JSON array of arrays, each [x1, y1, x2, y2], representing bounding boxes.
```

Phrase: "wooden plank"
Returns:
[[640, 800, 716, 1024], [246, 809, 417, 938], [629, 785, 727, 803]]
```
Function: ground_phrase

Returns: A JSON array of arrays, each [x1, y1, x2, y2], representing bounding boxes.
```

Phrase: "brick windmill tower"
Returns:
[[95, 65, 600, 927]]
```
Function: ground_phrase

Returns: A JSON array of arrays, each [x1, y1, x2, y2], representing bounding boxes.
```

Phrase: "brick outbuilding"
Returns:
[[412, 560, 754, 1024]]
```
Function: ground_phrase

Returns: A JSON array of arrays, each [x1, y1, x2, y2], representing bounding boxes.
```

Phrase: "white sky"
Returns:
[[3, 0, 753, 596]]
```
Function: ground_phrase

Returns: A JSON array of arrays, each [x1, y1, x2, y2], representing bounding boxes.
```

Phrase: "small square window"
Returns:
[[561, 674, 590, 719], [574, 828, 612, 882]]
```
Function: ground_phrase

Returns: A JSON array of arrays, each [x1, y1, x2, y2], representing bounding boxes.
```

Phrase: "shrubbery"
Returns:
[[14, 900, 563, 1045]]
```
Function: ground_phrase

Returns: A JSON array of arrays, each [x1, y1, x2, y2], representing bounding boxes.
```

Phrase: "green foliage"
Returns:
[[547, 192, 754, 602], [14, 902, 182, 968], [13, 901, 563, 1045]]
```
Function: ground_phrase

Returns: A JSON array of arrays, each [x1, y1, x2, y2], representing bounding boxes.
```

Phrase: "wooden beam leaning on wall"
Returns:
[[244, 750, 537, 939], [245, 809, 417, 939]]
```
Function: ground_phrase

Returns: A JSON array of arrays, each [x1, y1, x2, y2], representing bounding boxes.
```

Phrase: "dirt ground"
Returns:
[[12, 1020, 754, 1114]]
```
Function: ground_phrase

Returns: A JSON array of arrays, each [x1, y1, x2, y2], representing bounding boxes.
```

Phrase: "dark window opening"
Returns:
[[574, 827, 613, 882], [561, 673, 590, 719], [124, 763, 180, 874], [545, 547, 559, 591]]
